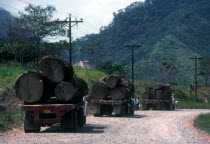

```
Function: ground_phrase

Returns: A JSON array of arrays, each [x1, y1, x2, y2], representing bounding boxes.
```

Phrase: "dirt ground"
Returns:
[[1, 109, 210, 144]]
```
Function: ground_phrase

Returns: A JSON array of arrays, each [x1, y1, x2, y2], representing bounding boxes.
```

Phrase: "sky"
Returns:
[[0, 0, 144, 41]]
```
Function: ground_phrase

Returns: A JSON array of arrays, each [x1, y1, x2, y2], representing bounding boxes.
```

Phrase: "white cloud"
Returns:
[[0, 0, 144, 41]]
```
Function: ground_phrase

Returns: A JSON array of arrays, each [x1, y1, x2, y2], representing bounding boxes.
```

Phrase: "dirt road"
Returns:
[[1, 109, 210, 144]]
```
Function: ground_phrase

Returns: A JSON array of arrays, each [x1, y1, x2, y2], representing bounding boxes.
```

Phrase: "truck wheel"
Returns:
[[126, 103, 131, 116], [121, 104, 125, 117], [73, 110, 78, 131], [165, 102, 172, 110], [61, 111, 74, 131], [78, 108, 86, 127], [24, 113, 40, 133], [83, 116, 86, 125]]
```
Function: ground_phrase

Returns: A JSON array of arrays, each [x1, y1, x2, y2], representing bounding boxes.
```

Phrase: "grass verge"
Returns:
[[194, 114, 210, 134], [0, 110, 23, 132]]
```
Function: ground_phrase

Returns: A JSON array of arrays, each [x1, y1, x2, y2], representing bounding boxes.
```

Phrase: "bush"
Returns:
[[194, 114, 210, 134]]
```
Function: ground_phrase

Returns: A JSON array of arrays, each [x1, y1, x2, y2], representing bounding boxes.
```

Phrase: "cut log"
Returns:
[[72, 76, 88, 97], [92, 82, 109, 99], [54, 82, 76, 102], [38, 55, 74, 83], [120, 78, 134, 96], [106, 74, 121, 88], [71, 76, 88, 103], [109, 87, 129, 100], [100, 76, 108, 83], [149, 84, 163, 90], [15, 72, 44, 103]]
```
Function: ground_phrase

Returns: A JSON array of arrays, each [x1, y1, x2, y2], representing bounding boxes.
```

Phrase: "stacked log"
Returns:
[[15, 55, 88, 104], [143, 84, 172, 100], [91, 74, 134, 100]]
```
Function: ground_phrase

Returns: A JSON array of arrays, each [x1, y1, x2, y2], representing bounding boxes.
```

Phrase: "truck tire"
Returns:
[[78, 108, 86, 127], [165, 102, 172, 110], [73, 110, 78, 131], [93, 104, 102, 117], [125, 103, 131, 116], [61, 111, 74, 131], [24, 113, 40, 133], [120, 104, 125, 117]]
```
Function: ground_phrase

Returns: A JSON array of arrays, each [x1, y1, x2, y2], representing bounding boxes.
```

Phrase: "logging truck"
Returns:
[[91, 74, 135, 116], [15, 55, 89, 133], [141, 84, 175, 110], [22, 97, 87, 133]]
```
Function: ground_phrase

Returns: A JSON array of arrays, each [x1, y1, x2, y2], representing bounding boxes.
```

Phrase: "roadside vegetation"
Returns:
[[194, 114, 210, 134]]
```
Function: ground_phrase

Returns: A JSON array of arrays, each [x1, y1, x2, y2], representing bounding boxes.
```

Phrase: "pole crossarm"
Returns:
[[189, 55, 203, 102], [56, 14, 83, 66], [124, 44, 142, 88]]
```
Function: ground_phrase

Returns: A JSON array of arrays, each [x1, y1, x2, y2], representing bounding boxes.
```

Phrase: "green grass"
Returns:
[[179, 101, 210, 109], [194, 114, 210, 134], [0, 110, 24, 132], [74, 67, 107, 90], [0, 64, 34, 91]]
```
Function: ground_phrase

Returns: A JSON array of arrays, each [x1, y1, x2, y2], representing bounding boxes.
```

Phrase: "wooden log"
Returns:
[[109, 87, 129, 100], [106, 74, 121, 88], [91, 82, 109, 99], [100, 76, 108, 83], [38, 55, 74, 83], [54, 82, 76, 102], [120, 78, 134, 95], [110, 78, 134, 100], [71, 76, 89, 103], [148, 84, 163, 90], [15, 72, 44, 103]]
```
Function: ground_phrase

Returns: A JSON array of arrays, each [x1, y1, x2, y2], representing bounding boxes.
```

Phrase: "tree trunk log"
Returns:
[[38, 55, 74, 83], [109, 87, 129, 100], [15, 72, 44, 103], [91, 82, 109, 99], [106, 74, 121, 88], [71, 76, 89, 103], [54, 82, 76, 102]]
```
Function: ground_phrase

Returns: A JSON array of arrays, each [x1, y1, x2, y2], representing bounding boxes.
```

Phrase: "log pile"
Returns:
[[15, 55, 88, 104], [92, 74, 134, 100], [142, 84, 172, 100]]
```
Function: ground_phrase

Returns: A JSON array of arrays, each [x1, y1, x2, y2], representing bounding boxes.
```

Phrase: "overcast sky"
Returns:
[[0, 0, 144, 41]]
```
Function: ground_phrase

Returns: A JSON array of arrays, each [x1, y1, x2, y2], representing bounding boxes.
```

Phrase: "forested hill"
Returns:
[[73, 0, 210, 83]]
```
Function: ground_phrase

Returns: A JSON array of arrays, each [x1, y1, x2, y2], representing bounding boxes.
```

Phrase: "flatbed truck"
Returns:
[[22, 98, 86, 133]]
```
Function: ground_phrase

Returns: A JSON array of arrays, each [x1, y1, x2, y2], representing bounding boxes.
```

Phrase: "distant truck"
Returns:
[[90, 74, 135, 116], [22, 97, 87, 133], [141, 84, 175, 110]]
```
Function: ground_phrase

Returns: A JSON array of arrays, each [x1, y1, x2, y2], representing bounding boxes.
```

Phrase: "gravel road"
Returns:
[[1, 109, 210, 144]]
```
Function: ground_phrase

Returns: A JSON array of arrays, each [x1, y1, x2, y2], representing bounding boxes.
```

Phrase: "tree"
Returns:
[[153, 61, 178, 84], [97, 61, 127, 77], [18, 4, 65, 63], [199, 57, 210, 86], [80, 42, 103, 66]]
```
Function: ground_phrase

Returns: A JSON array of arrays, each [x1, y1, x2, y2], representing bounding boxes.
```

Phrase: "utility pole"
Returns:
[[58, 14, 83, 65], [189, 55, 202, 102], [124, 44, 142, 86]]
